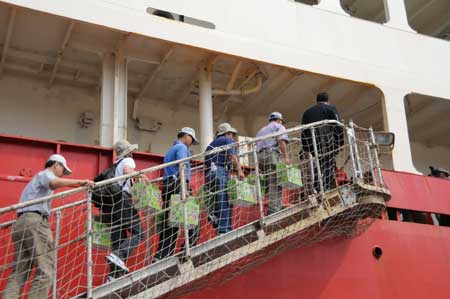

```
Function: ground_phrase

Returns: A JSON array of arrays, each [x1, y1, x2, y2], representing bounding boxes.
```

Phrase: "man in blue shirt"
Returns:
[[154, 127, 200, 260], [205, 123, 244, 234]]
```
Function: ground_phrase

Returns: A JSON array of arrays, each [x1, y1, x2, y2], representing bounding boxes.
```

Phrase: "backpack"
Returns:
[[91, 159, 125, 210]]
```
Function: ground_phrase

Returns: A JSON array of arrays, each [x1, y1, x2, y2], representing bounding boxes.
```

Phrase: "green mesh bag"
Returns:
[[277, 163, 303, 189], [168, 194, 200, 229], [228, 178, 257, 207]]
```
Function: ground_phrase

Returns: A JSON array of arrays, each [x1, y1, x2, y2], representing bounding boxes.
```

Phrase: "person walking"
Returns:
[[153, 127, 200, 261], [301, 92, 344, 192], [205, 123, 245, 234], [256, 112, 290, 215], [105, 140, 145, 280], [4, 154, 93, 299]]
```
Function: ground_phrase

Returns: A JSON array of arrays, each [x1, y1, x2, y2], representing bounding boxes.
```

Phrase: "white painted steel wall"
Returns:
[[1, 0, 449, 173]]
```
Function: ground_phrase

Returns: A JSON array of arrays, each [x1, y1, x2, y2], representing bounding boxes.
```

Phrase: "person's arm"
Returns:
[[278, 139, 290, 164], [49, 178, 94, 190], [277, 125, 291, 164], [229, 154, 245, 180]]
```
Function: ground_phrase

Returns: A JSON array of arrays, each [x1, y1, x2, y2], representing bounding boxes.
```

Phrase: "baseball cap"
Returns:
[[269, 112, 284, 123], [178, 127, 199, 145], [216, 123, 238, 137], [48, 154, 72, 175]]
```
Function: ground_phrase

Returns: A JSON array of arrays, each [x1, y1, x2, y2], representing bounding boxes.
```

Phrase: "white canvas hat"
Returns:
[[216, 123, 238, 137], [178, 127, 199, 145], [114, 140, 139, 160], [48, 154, 72, 175]]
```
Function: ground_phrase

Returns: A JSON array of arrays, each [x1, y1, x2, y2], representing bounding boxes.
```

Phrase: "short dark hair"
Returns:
[[317, 92, 329, 102], [44, 160, 57, 169], [177, 132, 187, 139]]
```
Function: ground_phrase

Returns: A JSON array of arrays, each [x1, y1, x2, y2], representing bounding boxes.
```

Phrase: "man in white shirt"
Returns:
[[105, 140, 145, 280]]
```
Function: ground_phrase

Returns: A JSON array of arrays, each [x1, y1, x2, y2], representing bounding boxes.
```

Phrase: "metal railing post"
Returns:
[[86, 190, 93, 298], [252, 146, 266, 227], [365, 141, 376, 186], [179, 162, 191, 258], [349, 121, 363, 181], [52, 211, 62, 299], [369, 126, 385, 187], [311, 128, 324, 195]]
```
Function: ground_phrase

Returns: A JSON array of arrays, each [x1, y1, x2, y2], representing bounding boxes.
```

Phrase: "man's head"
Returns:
[[269, 112, 284, 125], [317, 92, 329, 103], [216, 123, 238, 140], [46, 154, 72, 177], [177, 127, 199, 147], [114, 140, 138, 160]]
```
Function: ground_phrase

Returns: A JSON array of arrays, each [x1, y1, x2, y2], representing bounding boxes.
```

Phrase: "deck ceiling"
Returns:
[[405, 94, 450, 148], [0, 2, 406, 132], [341, 0, 450, 39]]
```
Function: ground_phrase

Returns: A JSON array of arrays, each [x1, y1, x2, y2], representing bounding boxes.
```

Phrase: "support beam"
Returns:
[[317, 0, 346, 14], [136, 47, 173, 100], [409, 0, 438, 22], [0, 7, 17, 77], [100, 53, 115, 147], [48, 21, 75, 87], [430, 16, 450, 36], [100, 38, 129, 147], [172, 54, 217, 109], [234, 68, 285, 113], [199, 64, 214, 150], [381, 86, 418, 173], [226, 61, 242, 91], [262, 73, 301, 113], [383, 0, 415, 32]]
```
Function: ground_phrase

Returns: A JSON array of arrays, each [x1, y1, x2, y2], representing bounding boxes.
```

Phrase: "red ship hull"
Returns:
[[0, 134, 449, 299]]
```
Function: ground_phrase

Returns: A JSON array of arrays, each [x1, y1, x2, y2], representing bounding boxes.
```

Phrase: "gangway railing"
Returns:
[[0, 120, 390, 299]]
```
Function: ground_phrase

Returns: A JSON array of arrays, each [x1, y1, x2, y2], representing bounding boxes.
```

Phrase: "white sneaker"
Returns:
[[106, 253, 129, 272]]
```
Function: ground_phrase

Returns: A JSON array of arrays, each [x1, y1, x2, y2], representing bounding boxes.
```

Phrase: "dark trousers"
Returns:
[[155, 177, 199, 259], [317, 153, 337, 192], [105, 193, 144, 276], [206, 166, 232, 234]]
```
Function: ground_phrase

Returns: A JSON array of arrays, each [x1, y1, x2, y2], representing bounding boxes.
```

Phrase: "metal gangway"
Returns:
[[0, 120, 390, 299]]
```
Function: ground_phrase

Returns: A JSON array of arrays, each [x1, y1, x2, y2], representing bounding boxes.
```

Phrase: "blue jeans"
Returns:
[[207, 166, 232, 234]]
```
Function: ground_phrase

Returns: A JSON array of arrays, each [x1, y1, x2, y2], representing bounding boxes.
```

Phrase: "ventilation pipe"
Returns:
[[212, 74, 263, 96]]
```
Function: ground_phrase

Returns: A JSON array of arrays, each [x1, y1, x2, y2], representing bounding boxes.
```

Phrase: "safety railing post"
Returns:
[[52, 211, 62, 299], [365, 141, 376, 186], [311, 128, 324, 195], [349, 121, 363, 181], [252, 146, 266, 227], [179, 162, 191, 258], [369, 126, 385, 187], [86, 190, 93, 298]]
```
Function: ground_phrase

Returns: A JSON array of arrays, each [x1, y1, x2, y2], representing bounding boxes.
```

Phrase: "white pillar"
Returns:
[[100, 53, 115, 147], [99, 51, 128, 147], [383, 0, 415, 32], [114, 49, 128, 143], [199, 64, 214, 150], [317, 0, 345, 14], [381, 86, 418, 174]]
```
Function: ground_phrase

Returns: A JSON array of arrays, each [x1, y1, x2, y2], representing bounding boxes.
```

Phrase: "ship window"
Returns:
[[386, 207, 441, 226], [404, 94, 450, 175], [340, 0, 388, 24], [404, 0, 450, 40], [294, 0, 319, 5], [146, 7, 216, 30]]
